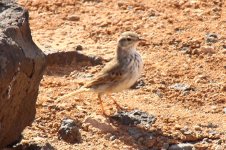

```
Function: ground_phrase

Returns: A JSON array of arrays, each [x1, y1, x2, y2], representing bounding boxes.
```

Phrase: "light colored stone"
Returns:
[[168, 143, 195, 150]]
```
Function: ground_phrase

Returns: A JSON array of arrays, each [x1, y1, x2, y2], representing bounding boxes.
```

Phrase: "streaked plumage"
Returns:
[[58, 31, 143, 115]]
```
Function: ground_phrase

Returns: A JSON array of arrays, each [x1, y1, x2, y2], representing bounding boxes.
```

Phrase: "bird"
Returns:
[[58, 31, 144, 115]]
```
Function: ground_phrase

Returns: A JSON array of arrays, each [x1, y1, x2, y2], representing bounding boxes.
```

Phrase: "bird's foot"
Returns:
[[113, 102, 132, 112], [113, 101, 125, 110]]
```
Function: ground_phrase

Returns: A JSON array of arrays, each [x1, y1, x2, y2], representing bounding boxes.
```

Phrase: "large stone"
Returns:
[[58, 118, 81, 144], [0, 1, 46, 148]]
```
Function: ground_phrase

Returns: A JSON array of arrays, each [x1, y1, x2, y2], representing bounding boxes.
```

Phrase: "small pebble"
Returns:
[[168, 143, 195, 150], [194, 125, 202, 131], [130, 79, 145, 89], [206, 33, 219, 43], [174, 124, 182, 130], [180, 126, 189, 132], [109, 135, 116, 141], [223, 108, 226, 114], [221, 85, 226, 92], [202, 138, 211, 143], [208, 130, 218, 135], [169, 83, 193, 92], [76, 45, 83, 51], [223, 45, 226, 49], [207, 122, 218, 128], [67, 15, 80, 21], [216, 139, 223, 145]]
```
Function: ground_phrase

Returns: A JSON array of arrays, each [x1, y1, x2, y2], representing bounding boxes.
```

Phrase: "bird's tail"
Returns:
[[57, 87, 91, 101]]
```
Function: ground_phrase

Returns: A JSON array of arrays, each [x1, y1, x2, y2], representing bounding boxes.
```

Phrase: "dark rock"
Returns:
[[111, 109, 156, 127], [5, 135, 23, 148], [206, 33, 219, 43], [207, 123, 218, 128], [130, 79, 145, 89], [76, 45, 83, 51], [45, 50, 103, 66], [180, 44, 190, 54], [13, 142, 55, 150], [223, 45, 226, 49], [168, 143, 195, 150], [58, 118, 81, 144], [0, 1, 46, 148]]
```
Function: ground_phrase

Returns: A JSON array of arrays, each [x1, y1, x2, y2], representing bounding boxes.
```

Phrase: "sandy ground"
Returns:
[[17, 0, 225, 149]]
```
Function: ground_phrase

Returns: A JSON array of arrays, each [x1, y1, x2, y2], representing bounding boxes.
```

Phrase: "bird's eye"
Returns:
[[126, 38, 132, 41]]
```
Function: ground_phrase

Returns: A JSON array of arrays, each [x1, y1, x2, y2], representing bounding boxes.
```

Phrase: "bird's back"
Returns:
[[84, 50, 143, 93]]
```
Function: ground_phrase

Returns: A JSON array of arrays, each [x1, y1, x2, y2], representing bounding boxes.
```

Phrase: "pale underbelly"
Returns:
[[112, 80, 137, 92]]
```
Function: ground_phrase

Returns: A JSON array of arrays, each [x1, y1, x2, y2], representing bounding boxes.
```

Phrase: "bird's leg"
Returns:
[[98, 94, 108, 116], [107, 94, 125, 110]]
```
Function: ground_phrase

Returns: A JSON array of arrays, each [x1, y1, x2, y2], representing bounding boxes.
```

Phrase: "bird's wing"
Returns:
[[84, 59, 125, 89]]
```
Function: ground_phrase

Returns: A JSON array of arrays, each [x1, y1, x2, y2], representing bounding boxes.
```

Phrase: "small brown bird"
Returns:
[[58, 32, 144, 115]]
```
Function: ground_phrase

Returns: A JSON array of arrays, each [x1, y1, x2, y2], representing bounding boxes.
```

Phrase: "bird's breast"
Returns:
[[114, 52, 143, 92]]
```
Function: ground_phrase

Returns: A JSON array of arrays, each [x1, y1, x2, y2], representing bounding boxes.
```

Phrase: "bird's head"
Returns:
[[117, 32, 144, 51]]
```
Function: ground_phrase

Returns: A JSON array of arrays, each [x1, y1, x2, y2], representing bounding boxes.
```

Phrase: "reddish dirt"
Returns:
[[17, 0, 225, 149]]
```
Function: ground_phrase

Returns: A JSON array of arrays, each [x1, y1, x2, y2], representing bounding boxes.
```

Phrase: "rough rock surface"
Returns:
[[0, 1, 46, 148], [10, 142, 55, 150], [111, 109, 156, 127], [58, 118, 81, 144], [45, 50, 103, 67]]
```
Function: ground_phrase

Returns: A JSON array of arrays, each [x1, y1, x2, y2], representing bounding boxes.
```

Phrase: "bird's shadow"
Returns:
[[109, 123, 171, 150], [86, 110, 175, 150]]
